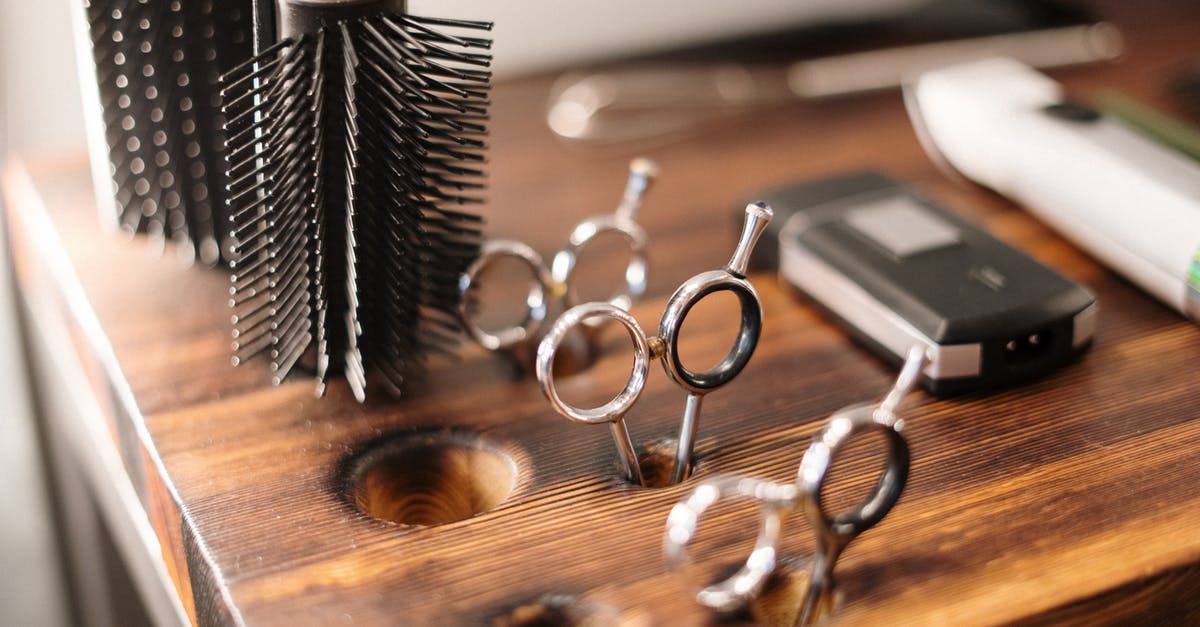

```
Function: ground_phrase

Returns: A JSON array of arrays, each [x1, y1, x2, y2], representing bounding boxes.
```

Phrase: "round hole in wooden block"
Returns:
[[633, 438, 686, 489], [346, 431, 517, 526], [491, 594, 619, 627], [748, 556, 842, 627]]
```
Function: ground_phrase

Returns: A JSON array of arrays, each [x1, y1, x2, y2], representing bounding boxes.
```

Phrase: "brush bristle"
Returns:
[[81, 0, 253, 265], [222, 12, 491, 399]]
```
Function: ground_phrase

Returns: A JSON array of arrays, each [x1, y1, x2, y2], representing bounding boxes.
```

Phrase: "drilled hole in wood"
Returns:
[[492, 594, 619, 627], [633, 439, 685, 488], [748, 554, 851, 627], [748, 557, 824, 627], [347, 431, 517, 526]]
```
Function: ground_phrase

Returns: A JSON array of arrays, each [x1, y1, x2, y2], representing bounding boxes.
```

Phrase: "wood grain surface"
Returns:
[[6, 1, 1200, 625]]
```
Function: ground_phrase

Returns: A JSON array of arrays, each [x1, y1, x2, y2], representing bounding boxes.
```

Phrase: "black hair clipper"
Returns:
[[757, 171, 1096, 394]]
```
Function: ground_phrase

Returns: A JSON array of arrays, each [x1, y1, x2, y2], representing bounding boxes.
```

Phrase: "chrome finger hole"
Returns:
[[535, 302, 651, 425], [459, 239, 553, 352], [552, 217, 650, 327], [798, 406, 910, 538], [660, 274, 763, 393]]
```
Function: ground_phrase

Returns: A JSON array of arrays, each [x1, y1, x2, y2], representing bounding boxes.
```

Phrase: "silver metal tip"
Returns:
[[726, 202, 773, 277], [630, 157, 661, 179], [747, 201, 773, 222]]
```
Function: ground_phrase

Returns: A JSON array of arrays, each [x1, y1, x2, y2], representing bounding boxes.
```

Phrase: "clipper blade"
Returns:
[[78, 0, 254, 265], [223, 3, 491, 400]]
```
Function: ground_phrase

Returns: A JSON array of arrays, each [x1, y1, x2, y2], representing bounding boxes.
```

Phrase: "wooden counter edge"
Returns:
[[3, 158, 235, 627]]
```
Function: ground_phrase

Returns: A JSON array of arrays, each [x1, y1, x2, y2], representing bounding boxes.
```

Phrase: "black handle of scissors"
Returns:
[[658, 202, 771, 394], [659, 203, 771, 482], [800, 407, 909, 535], [660, 278, 763, 392], [795, 405, 910, 626]]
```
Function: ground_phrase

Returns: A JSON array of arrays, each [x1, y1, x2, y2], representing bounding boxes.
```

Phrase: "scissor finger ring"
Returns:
[[665, 346, 925, 619], [664, 410, 909, 615], [660, 201, 770, 393], [662, 202, 772, 483], [536, 202, 774, 486], [551, 215, 649, 322], [799, 404, 910, 540], [458, 239, 556, 352], [460, 158, 658, 357], [659, 270, 763, 392], [536, 302, 653, 425], [536, 301, 652, 485], [792, 405, 910, 626], [552, 158, 657, 327]]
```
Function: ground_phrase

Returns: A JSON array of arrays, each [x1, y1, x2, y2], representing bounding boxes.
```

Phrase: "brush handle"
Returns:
[[253, 0, 277, 53], [278, 0, 407, 40]]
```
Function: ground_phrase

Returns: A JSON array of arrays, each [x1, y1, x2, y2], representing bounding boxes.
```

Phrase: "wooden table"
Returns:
[[6, 1, 1200, 624]]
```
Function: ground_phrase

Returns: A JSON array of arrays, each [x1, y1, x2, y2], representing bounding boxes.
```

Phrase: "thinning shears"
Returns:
[[664, 346, 925, 624], [536, 203, 773, 486], [458, 159, 658, 358]]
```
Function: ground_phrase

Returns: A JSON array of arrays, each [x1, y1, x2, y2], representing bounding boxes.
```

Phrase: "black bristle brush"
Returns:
[[77, 0, 255, 265], [222, 0, 492, 400]]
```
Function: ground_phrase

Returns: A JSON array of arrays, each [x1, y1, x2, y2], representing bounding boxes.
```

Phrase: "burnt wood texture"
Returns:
[[6, 1, 1200, 624]]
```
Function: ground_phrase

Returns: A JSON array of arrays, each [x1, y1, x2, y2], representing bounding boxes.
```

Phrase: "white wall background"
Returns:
[[1, 0, 80, 622], [413, 0, 920, 77], [1, 0, 87, 154], [3, 0, 922, 156]]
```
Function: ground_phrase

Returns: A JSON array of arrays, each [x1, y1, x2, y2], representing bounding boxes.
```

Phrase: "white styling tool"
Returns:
[[905, 57, 1200, 321]]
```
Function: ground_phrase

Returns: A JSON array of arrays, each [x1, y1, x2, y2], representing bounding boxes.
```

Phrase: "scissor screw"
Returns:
[[648, 335, 667, 360]]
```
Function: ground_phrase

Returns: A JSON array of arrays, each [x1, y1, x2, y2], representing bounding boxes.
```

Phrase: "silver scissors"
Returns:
[[457, 158, 659, 356], [535, 202, 773, 486], [663, 346, 926, 625]]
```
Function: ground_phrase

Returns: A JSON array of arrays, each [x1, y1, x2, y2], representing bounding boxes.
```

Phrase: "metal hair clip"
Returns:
[[663, 346, 926, 625], [457, 158, 658, 357], [536, 203, 773, 486]]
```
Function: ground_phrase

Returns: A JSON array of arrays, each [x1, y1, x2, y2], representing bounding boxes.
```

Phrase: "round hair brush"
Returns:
[[222, 0, 492, 400], [76, 0, 255, 265]]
